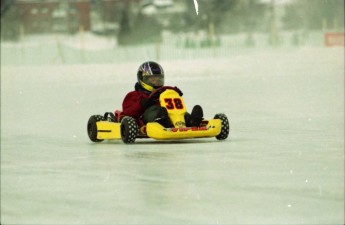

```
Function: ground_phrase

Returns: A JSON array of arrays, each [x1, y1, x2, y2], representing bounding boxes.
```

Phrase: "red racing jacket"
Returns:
[[121, 83, 183, 121], [121, 83, 159, 120]]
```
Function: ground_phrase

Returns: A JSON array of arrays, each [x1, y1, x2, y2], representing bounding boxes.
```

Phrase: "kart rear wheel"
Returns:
[[214, 113, 229, 140], [121, 116, 139, 144], [87, 115, 104, 142]]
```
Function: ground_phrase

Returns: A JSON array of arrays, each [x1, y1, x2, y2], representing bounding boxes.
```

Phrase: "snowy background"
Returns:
[[1, 34, 344, 224], [1, 0, 344, 224]]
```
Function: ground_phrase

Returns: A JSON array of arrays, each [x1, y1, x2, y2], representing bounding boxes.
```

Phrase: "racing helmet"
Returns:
[[137, 61, 164, 92]]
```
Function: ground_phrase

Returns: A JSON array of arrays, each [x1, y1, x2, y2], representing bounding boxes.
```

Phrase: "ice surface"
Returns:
[[1, 46, 344, 224]]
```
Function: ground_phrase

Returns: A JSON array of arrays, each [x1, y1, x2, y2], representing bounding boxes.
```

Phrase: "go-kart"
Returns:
[[87, 86, 229, 144]]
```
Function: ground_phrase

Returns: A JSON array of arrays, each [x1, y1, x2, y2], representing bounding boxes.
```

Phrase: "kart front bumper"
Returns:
[[146, 119, 222, 140], [96, 121, 121, 140], [96, 119, 222, 141]]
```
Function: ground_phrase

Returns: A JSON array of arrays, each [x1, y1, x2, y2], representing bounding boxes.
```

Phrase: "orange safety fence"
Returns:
[[324, 33, 345, 47]]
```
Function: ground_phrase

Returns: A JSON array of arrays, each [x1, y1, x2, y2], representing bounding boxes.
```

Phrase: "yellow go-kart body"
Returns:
[[145, 89, 221, 140], [88, 88, 227, 143]]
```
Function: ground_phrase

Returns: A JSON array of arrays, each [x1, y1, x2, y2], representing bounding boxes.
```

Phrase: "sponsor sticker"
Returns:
[[164, 126, 215, 132], [175, 121, 186, 127]]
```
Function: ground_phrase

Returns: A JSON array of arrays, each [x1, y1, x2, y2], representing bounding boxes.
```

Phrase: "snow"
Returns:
[[1, 36, 344, 224], [260, 0, 295, 5]]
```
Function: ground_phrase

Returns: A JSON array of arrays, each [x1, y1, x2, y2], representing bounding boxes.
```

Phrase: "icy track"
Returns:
[[1, 47, 344, 224]]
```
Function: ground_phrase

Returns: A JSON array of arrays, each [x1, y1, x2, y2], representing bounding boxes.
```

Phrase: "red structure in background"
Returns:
[[74, 1, 91, 31], [17, 1, 59, 33], [15, 0, 143, 34], [17, 0, 91, 34]]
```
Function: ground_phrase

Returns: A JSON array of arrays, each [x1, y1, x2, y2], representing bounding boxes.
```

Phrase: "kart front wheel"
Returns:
[[121, 116, 139, 144], [214, 113, 229, 140], [87, 115, 104, 142]]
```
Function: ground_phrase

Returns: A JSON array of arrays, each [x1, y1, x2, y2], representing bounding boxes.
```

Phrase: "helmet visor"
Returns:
[[143, 75, 164, 88]]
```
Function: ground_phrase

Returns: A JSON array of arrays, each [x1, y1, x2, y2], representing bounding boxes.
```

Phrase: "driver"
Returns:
[[122, 61, 203, 128]]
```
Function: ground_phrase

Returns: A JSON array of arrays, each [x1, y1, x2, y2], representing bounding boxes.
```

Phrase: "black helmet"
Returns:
[[137, 61, 164, 92]]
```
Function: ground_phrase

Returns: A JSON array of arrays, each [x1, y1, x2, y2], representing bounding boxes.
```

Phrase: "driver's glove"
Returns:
[[140, 98, 155, 108]]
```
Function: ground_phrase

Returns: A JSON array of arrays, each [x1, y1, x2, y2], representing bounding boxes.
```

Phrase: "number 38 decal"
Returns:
[[164, 98, 184, 109]]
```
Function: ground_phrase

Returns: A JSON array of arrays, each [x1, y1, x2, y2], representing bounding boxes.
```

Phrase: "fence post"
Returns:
[[79, 25, 85, 63], [19, 24, 25, 63], [156, 38, 161, 61], [54, 33, 65, 64]]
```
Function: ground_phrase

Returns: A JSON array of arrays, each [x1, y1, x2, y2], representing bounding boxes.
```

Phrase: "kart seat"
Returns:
[[114, 110, 125, 122]]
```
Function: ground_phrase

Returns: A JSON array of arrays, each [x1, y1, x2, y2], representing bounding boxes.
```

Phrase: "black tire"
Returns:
[[87, 115, 104, 142], [121, 116, 139, 144], [214, 113, 229, 140]]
